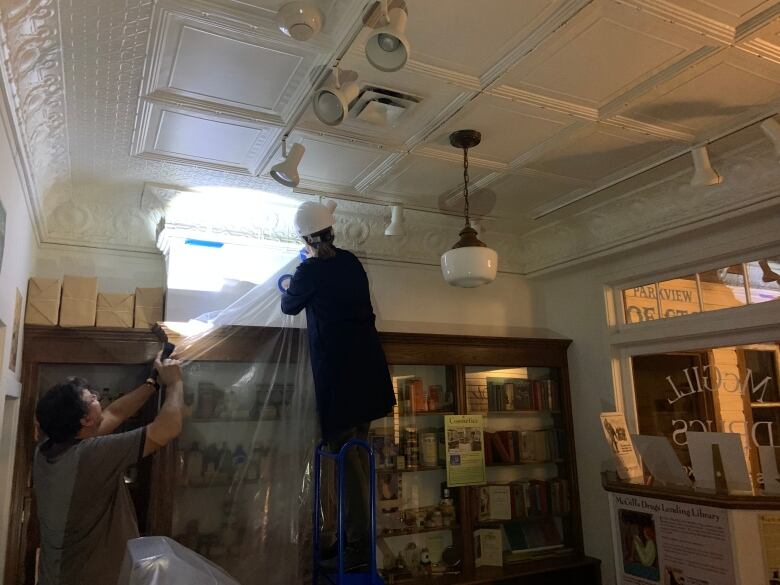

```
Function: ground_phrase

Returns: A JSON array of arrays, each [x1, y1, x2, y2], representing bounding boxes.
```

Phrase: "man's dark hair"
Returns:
[[36, 377, 90, 442]]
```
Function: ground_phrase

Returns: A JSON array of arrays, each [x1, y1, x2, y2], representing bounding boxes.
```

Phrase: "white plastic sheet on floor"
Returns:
[[165, 257, 321, 584], [119, 536, 240, 585]]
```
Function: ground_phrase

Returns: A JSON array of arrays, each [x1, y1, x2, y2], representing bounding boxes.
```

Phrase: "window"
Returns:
[[629, 341, 780, 489], [620, 256, 780, 325]]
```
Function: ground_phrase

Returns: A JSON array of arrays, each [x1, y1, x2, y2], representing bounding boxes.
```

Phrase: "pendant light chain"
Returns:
[[462, 145, 470, 227]]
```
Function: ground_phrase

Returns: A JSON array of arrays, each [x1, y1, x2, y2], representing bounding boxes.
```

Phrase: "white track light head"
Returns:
[[365, 7, 410, 72], [384, 205, 405, 236], [690, 146, 721, 187], [312, 72, 359, 126], [270, 142, 305, 188]]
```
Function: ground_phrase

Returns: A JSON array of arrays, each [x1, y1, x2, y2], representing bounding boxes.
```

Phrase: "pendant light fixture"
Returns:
[[440, 130, 498, 287]]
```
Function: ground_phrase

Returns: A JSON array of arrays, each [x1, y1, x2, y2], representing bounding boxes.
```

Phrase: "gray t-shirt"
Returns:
[[33, 427, 146, 585]]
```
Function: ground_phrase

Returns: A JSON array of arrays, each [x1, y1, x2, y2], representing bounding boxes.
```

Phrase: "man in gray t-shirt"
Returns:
[[34, 353, 184, 585]]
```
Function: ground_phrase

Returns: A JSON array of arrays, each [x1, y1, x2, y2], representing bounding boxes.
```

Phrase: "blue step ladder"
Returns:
[[313, 439, 385, 585]]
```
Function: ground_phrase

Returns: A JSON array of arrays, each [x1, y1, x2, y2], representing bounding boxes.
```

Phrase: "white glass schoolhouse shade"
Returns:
[[441, 226, 498, 288]]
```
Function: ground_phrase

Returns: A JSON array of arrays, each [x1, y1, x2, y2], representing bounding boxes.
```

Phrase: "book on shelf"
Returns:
[[484, 429, 563, 464], [478, 485, 512, 521], [502, 518, 563, 557], [474, 528, 503, 567], [475, 478, 570, 520], [486, 378, 560, 412]]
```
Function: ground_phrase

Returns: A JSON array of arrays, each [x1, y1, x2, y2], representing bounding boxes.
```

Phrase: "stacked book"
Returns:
[[476, 479, 570, 522], [486, 378, 560, 412], [484, 429, 563, 464]]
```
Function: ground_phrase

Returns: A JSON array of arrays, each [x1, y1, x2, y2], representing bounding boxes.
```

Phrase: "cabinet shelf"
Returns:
[[476, 514, 568, 527], [377, 465, 446, 474], [487, 459, 564, 467], [751, 401, 780, 408], [177, 479, 259, 489], [384, 411, 455, 419], [379, 524, 459, 538], [479, 410, 561, 416]]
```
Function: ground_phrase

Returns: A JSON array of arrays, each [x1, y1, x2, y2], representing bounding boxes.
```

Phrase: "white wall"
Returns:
[[0, 101, 37, 574], [35, 244, 165, 293], [534, 207, 780, 585]]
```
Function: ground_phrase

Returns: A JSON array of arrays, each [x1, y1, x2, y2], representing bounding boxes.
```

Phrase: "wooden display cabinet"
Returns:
[[5, 325, 600, 585]]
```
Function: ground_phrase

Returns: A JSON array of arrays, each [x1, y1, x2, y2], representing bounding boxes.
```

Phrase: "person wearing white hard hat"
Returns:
[[281, 199, 395, 571]]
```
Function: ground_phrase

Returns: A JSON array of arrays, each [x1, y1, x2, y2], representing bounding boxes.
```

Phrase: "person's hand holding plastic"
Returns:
[[154, 350, 183, 386]]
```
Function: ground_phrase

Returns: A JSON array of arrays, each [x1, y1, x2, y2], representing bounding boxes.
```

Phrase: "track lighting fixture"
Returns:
[[270, 139, 305, 188], [761, 119, 780, 159], [384, 204, 405, 236], [365, 1, 410, 72], [312, 67, 359, 126], [689, 146, 721, 187], [440, 130, 498, 288], [277, 2, 323, 41]]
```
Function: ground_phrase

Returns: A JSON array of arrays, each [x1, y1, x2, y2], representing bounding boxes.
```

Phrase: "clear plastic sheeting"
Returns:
[[165, 257, 319, 584], [118, 536, 241, 585]]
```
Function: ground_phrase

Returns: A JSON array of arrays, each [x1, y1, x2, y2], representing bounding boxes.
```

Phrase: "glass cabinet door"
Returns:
[[370, 364, 461, 582], [465, 366, 572, 565], [173, 358, 305, 581]]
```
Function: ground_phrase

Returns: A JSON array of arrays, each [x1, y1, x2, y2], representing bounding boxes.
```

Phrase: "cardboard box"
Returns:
[[25, 278, 61, 325], [59, 276, 98, 327], [134, 287, 164, 329], [96, 293, 135, 328]]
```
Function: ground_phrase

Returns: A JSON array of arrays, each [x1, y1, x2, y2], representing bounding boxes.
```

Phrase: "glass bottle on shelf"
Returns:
[[218, 442, 233, 482], [232, 444, 247, 480], [246, 448, 262, 482], [185, 442, 203, 486], [439, 488, 455, 528]]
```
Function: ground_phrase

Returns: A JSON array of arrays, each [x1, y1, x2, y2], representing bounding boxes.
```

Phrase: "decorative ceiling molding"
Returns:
[[0, 0, 71, 237], [615, 0, 735, 44], [519, 137, 780, 275]]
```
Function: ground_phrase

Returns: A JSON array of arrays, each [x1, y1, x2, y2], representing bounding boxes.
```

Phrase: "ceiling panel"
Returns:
[[500, 1, 711, 108], [133, 103, 281, 174], [372, 154, 492, 206], [487, 171, 591, 217], [169, 27, 303, 111], [425, 94, 579, 165], [524, 125, 682, 182], [676, 0, 775, 24], [622, 48, 780, 138], [402, 0, 556, 78], [145, 9, 320, 122], [263, 132, 393, 189]]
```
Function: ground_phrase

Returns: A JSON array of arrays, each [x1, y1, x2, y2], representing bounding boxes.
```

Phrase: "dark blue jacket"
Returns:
[[281, 248, 395, 439]]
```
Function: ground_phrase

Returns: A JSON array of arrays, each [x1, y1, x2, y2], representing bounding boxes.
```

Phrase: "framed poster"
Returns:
[[444, 415, 486, 487], [9, 288, 22, 374]]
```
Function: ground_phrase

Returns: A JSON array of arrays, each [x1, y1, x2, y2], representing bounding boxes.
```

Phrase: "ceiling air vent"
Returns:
[[351, 85, 421, 127]]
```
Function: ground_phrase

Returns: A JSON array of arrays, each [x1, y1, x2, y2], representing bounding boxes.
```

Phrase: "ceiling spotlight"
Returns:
[[277, 2, 323, 41], [384, 204, 405, 236], [761, 119, 780, 159], [440, 130, 498, 288], [690, 146, 721, 187], [366, 1, 410, 72], [270, 139, 305, 188], [312, 68, 359, 126]]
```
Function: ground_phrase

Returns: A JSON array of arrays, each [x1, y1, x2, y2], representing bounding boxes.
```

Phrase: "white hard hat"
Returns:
[[294, 200, 337, 237]]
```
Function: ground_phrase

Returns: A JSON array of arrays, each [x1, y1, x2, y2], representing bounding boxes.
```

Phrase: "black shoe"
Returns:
[[320, 545, 369, 573]]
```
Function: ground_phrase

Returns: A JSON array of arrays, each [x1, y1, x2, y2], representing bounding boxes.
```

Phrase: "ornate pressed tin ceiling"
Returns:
[[4, 0, 780, 274]]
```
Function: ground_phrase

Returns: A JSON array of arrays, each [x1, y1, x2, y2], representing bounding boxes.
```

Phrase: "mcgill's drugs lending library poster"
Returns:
[[610, 493, 735, 585]]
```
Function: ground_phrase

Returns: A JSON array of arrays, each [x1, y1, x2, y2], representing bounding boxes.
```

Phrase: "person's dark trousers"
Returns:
[[325, 422, 371, 552]]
